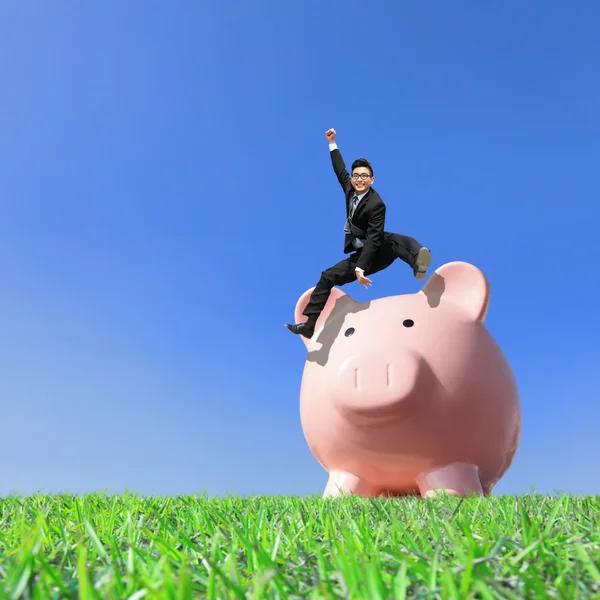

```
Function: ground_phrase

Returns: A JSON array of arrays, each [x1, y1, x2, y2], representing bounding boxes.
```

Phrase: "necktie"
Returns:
[[344, 195, 359, 233]]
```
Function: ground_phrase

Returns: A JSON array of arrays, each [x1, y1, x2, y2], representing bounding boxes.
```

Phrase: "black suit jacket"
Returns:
[[330, 148, 386, 272]]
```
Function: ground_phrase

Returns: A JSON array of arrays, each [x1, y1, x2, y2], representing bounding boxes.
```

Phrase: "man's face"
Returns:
[[351, 167, 374, 194]]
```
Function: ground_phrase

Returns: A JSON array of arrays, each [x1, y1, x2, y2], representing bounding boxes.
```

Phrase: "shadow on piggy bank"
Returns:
[[292, 261, 522, 499]]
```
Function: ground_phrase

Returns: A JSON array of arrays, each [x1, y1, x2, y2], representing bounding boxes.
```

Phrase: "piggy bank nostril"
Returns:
[[345, 327, 355, 337], [403, 319, 414, 328]]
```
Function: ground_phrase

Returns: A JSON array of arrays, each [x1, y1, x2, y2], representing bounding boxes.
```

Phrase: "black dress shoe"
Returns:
[[284, 322, 315, 339]]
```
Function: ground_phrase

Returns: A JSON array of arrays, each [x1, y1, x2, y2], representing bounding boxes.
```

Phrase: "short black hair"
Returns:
[[351, 158, 373, 177]]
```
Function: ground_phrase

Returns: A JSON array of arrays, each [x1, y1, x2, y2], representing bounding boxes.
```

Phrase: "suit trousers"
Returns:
[[301, 232, 423, 321]]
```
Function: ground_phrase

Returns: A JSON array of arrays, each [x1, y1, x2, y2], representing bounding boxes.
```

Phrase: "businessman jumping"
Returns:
[[285, 128, 432, 340]]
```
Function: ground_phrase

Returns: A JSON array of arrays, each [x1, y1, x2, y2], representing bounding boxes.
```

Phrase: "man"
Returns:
[[285, 128, 431, 339]]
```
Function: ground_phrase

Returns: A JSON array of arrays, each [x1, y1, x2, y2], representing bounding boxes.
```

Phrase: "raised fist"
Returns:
[[325, 128, 336, 143]]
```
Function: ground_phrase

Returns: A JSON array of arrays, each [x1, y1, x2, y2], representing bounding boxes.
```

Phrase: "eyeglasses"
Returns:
[[351, 173, 372, 180]]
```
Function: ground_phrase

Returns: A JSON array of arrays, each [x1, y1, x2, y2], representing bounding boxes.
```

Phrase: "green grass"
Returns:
[[0, 492, 598, 599]]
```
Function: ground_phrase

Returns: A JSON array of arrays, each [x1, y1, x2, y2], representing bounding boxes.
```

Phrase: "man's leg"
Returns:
[[361, 233, 431, 280], [382, 233, 431, 280], [285, 253, 360, 338]]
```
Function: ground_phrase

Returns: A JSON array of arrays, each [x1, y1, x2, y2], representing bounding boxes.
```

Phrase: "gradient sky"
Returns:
[[1, 1, 598, 498]]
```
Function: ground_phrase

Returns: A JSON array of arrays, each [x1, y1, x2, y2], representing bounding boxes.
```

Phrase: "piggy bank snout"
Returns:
[[332, 348, 427, 422]]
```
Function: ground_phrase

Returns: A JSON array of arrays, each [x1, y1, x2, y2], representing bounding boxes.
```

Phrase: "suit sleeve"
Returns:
[[329, 147, 354, 197], [356, 203, 386, 272]]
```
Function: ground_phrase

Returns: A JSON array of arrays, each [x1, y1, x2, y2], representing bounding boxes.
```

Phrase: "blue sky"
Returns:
[[0, 1, 598, 498]]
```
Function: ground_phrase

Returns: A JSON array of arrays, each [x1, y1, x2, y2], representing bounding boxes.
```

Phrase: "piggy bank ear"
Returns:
[[419, 261, 491, 322], [293, 287, 354, 348]]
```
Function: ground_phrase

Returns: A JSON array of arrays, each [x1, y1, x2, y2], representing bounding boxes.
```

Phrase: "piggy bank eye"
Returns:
[[403, 319, 414, 328], [344, 327, 355, 337]]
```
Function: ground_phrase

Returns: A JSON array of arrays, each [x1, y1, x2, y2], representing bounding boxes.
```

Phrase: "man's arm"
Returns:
[[356, 203, 386, 273], [325, 128, 366, 278], [325, 128, 353, 196], [329, 144, 353, 195]]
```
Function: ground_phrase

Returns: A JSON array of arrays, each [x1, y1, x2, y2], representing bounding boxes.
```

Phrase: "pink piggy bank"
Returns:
[[293, 261, 521, 498]]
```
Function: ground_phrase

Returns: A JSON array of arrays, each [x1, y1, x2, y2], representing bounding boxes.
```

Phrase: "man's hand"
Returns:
[[325, 128, 336, 143], [356, 270, 372, 289]]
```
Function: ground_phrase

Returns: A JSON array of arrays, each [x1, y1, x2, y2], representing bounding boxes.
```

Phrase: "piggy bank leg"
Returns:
[[416, 462, 484, 498], [323, 469, 381, 498]]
